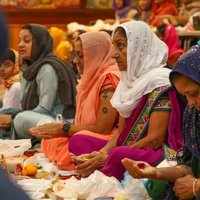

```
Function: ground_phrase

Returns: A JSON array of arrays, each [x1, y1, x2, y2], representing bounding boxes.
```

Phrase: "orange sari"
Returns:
[[41, 32, 120, 170]]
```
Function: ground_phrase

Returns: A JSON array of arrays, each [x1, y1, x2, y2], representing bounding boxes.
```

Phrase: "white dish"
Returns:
[[23, 183, 49, 194], [17, 179, 43, 187], [26, 192, 45, 200]]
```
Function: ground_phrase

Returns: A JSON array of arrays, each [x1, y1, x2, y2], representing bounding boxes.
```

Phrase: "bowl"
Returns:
[[26, 192, 45, 200], [17, 179, 43, 187], [23, 183, 49, 194]]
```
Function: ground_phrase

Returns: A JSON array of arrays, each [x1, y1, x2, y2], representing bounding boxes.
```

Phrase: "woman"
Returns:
[[68, 21, 186, 181], [0, 24, 77, 141], [155, 0, 200, 26], [122, 45, 200, 200], [105, 0, 141, 25], [0, 49, 21, 109], [149, 0, 179, 27], [156, 24, 185, 65], [139, 0, 152, 23], [29, 31, 120, 170]]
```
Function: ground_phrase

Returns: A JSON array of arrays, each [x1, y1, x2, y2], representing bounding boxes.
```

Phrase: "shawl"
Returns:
[[75, 31, 120, 126], [149, 0, 179, 26], [22, 24, 77, 119], [169, 45, 200, 162], [110, 21, 171, 118], [113, 0, 141, 19], [163, 24, 185, 60], [1, 49, 20, 89]]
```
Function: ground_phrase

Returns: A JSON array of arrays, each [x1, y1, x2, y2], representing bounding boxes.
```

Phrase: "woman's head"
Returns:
[[0, 49, 19, 80], [112, 27, 127, 71], [18, 25, 32, 61], [139, 0, 152, 10], [114, 0, 132, 10], [73, 31, 117, 81], [112, 21, 168, 81], [73, 37, 84, 75], [19, 24, 54, 65], [170, 45, 200, 110]]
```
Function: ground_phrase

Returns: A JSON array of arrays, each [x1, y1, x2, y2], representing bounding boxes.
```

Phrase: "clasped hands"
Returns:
[[70, 151, 108, 177]]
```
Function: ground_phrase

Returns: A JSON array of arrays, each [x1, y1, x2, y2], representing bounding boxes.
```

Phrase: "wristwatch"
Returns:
[[61, 123, 71, 136]]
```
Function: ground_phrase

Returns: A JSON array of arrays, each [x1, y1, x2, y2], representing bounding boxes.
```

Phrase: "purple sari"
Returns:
[[69, 85, 186, 181]]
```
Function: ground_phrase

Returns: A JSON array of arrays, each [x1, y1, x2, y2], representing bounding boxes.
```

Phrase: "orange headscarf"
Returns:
[[75, 31, 120, 127], [2, 49, 20, 89]]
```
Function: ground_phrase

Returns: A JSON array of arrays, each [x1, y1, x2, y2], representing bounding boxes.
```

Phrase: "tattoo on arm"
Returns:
[[182, 165, 189, 169], [103, 91, 108, 100], [102, 107, 108, 113]]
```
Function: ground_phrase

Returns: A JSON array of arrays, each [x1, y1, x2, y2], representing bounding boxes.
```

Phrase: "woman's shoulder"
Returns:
[[9, 82, 21, 90]]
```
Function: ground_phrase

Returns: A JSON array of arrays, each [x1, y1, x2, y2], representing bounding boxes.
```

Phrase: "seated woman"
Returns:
[[139, 0, 152, 23], [29, 31, 120, 170], [68, 21, 187, 181], [0, 24, 77, 142], [149, 0, 179, 27], [156, 24, 185, 65], [122, 45, 200, 200], [0, 49, 21, 110], [104, 0, 141, 24], [156, 0, 200, 26]]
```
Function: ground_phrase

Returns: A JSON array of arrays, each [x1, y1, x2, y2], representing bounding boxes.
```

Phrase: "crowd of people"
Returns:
[[1, 0, 200, 199]]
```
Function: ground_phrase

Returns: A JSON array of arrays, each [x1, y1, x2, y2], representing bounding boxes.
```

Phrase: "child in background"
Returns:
[[0, 49, 21, 109]]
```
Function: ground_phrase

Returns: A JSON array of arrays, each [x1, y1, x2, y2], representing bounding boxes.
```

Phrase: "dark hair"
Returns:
[[22, 24, 32, 34], [157, 24, 166, 37], [170, 72, 183, 85], [100, 29, 113, 36], [0, 49, 15, 63], [114, 27, 127, 38]]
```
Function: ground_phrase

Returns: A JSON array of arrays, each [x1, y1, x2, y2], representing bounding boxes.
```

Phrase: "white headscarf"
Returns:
[[110, 21, 171, 118]]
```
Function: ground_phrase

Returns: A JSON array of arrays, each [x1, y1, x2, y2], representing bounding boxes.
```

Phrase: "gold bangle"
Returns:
[[175, 166, 186, 177], [195, 179, 200, 193]]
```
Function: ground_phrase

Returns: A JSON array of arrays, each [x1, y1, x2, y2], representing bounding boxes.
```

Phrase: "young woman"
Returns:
[[68, 21, 186, 181], [122, 45, 200, 200], [0, 24, 77, 142], [29, 31, 120, 170], [0, 49, 21, 109], [139, 0, 152, 23]]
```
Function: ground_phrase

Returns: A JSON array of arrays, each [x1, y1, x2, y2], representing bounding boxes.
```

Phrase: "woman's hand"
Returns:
[[173, 174, 196, 200], [0, 115, 13, 129], [71, 152, 108, 177], [29, 123, 64, 139], [122, 158, 159, 179]]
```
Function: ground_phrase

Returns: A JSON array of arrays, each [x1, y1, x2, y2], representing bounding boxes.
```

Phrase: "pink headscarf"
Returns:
[[163, 24, 185, 59], [75, 31, 120, 126]]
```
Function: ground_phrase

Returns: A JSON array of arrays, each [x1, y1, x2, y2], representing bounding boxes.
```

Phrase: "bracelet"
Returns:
[[98, 151, 104, 155], [195, 179, 200, 194], [193, 179, 199, 196], [175, 166, 186, 177]]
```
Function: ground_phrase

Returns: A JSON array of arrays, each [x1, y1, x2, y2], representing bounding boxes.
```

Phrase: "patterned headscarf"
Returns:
[[1, 49, 20, 89], [169, 45, 200, 162]]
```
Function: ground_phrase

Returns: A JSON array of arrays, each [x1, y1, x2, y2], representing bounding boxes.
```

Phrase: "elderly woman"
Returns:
[[68, 21, 186, 181], [0, 24, 77, 142], [122, 45, 200, 200], [29, 31, 120, 170]]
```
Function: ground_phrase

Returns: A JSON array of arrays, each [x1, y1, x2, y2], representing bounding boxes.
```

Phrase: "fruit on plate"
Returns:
[[14, 163, 23, 175], [24, 164, 37, 176]]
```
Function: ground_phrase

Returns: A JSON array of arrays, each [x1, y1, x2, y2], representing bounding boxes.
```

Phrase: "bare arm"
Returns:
[[130, 110, 171, 150], [122, 159, 193, 182], [29, 90, 118, 139]]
